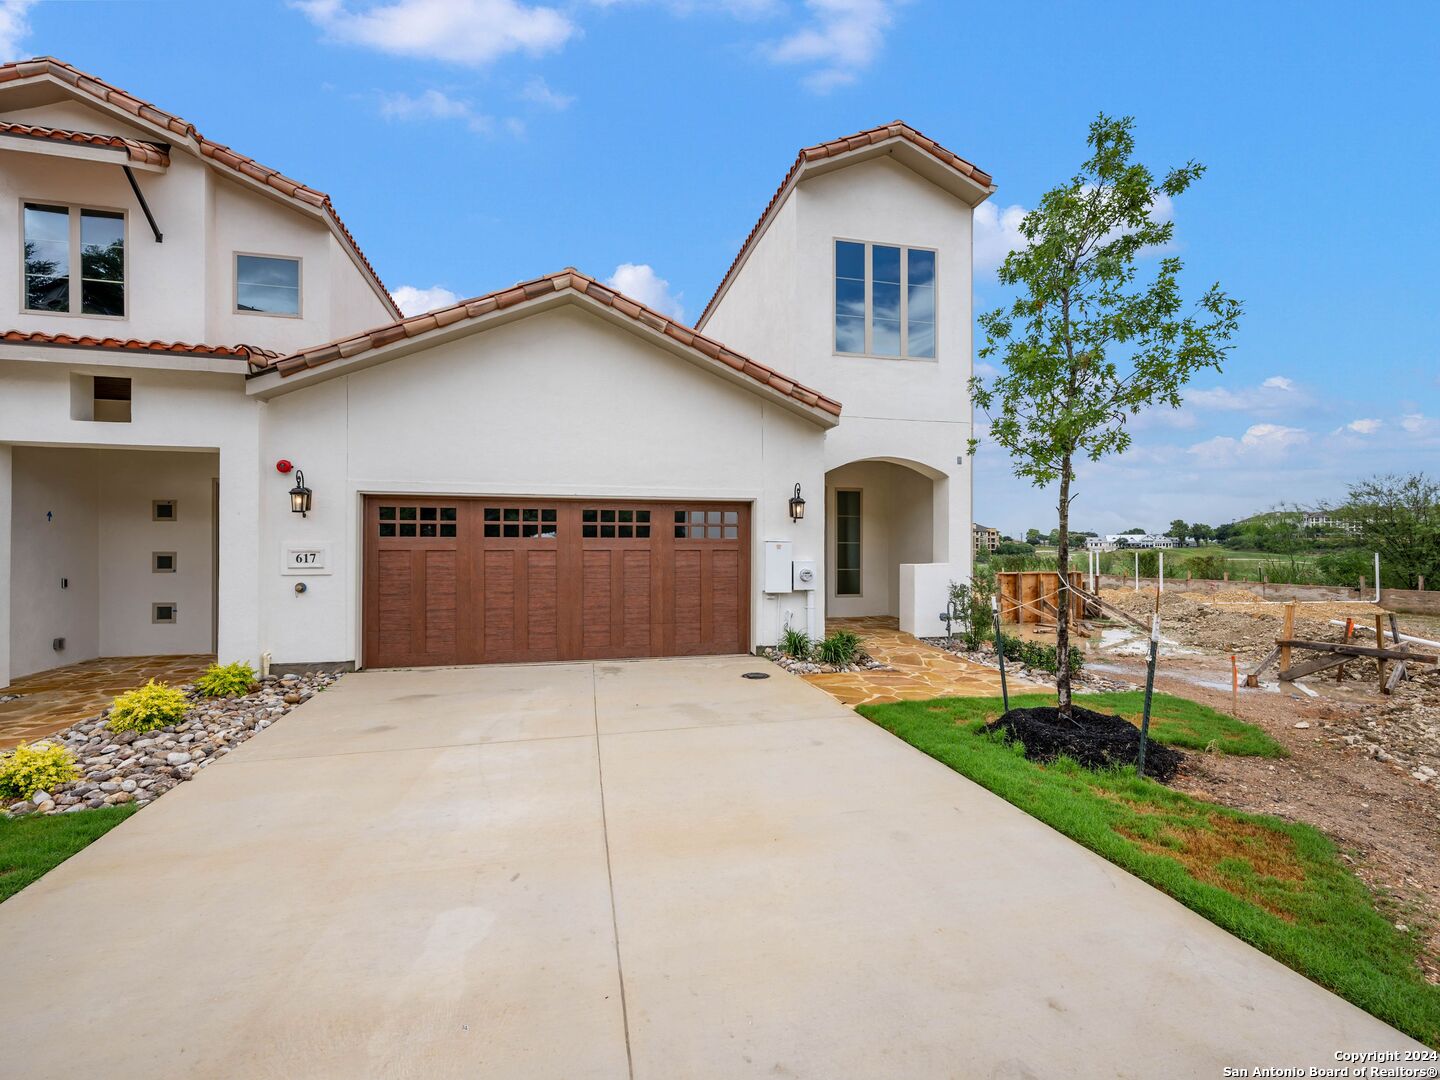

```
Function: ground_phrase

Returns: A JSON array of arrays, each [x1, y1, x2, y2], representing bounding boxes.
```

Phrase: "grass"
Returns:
[[858, 693, 1440, 1047], [0, 806, 136, 904], [908, 691, 1287, 758]]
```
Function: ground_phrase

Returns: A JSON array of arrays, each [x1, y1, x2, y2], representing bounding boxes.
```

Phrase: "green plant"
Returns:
[[996, 632, 1085, 676], [815, 629, 862, 666], [0, 742, 79, 801], [1, 805, 136, 903], [193, 661, 258, 698], [107, 679, 190, 733], [779, 626, 812, 660], [947, 578, 995, 650], [1187, 553, 1228, 580]]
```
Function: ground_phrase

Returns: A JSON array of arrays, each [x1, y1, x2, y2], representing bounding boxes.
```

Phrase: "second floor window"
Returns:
[[834, 240, 936, 359], [24, 203, 126, 317], [236, 254, 301, 316]]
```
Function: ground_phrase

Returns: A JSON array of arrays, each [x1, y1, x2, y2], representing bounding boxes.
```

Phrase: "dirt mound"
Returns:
[[983, 704, 1184, 781], [1097, 588, 1377, 660]]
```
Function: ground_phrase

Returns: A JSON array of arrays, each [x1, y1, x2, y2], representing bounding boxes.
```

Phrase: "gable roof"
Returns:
[[0, 57, 399, 319], [696, 121, 996, 329], [0, 328, 277, 363], [0, 119, 169, 166], [253, 269, 842, 424]]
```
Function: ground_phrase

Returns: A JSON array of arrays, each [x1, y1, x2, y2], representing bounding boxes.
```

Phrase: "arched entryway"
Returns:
[[825, 457, 948, 629]]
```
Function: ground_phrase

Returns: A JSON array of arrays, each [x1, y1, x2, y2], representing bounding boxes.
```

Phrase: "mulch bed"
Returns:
[[983, 704, 1184, 782]]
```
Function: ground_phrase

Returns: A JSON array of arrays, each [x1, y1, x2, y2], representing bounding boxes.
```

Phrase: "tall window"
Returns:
[[23, 203, 125, 316], [235, 254, 301, 316], [835, 490, 862, 596], [833, 240, 936, 359]]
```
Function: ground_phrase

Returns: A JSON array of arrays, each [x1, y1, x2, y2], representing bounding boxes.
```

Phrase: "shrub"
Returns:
[[996, 632, 1085, 676], [193, 661, 258, 698], [947, 578, 995, 650], [1187, 553, 1228, 580], [815, 629, 862, 666], [994, 542, 1035, 556], [0, 742, 78, 800], [108, 679, 190, 733], [779, 626, 812, 660]]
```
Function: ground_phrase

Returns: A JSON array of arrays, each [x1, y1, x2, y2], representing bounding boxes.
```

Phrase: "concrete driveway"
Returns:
[[0, 656, 1421, 1077]]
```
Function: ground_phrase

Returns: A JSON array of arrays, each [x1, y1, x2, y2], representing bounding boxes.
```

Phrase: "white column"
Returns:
[[0, 444, 11, 689], [216, 443, 261, 666]]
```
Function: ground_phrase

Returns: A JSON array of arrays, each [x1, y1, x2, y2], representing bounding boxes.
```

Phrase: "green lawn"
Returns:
[[858, 694, 1440, 1047], [905, 691, 1286, 758], [0, 806, 137, 904]]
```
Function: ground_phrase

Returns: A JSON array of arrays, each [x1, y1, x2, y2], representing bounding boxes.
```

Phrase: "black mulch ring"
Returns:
[[981, 705, 1184, 782]]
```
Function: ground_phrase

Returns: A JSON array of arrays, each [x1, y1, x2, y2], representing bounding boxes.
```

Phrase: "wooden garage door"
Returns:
[[363, 498, 749, 668]]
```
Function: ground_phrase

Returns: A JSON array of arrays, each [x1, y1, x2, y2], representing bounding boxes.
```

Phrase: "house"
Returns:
[[973, 523, 1000, 554], [0, 57, 990, 683]]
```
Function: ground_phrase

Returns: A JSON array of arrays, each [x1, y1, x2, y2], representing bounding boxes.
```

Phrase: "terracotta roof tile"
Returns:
[[0, 57, 398, 318], [259, 269, 842, 420], [697, 120, 994, 327], [0, 329, 278, 366], [0, 119, 169, 166]]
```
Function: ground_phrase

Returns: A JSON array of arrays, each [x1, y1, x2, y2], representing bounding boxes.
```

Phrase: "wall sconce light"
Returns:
[[788, 483, 806, 522], [289, 470, 313, 517]]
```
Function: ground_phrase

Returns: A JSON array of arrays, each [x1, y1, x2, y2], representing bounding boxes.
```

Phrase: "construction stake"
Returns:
[[992, 595, 1009, 713], [1138, 613, 1160, 778]]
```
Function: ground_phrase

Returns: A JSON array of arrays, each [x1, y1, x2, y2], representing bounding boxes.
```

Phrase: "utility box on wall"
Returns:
[[792, 560, 817, 590], [763, 539, 793, 593]]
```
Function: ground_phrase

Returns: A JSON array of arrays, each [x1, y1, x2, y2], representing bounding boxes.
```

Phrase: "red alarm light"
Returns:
[[276, 459, 294, 474]]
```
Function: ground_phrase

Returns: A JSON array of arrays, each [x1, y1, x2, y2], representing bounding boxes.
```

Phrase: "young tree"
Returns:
[[972, 115, 1241, 717], [1338, 473, 1439, 587]]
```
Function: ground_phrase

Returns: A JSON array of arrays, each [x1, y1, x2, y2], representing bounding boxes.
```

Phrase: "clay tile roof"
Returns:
[[697, 120, 994, 327], [0, 119, 169, 166], [0, 57, 398, 318], [0, 329, 279, 367], [262, 269, 842, 420]]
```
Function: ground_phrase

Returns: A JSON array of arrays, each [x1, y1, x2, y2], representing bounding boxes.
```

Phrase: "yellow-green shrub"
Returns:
[[193, 661, 257, 698], [0, 742, 78, 800], [108, 679, 190, 733]]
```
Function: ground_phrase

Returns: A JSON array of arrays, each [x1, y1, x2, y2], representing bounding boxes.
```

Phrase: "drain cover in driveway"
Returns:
[[741, 672, 771, 679]]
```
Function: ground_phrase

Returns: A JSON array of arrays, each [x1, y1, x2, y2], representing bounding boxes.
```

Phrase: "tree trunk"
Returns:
[[1056, 456, 1074, 718]]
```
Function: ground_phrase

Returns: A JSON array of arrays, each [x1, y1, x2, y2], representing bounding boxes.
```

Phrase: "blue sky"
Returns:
[[5, 0, 1436, 536]]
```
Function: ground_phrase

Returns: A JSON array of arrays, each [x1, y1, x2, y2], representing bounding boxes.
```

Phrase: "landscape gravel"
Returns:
[[5, 671, 340, 819]]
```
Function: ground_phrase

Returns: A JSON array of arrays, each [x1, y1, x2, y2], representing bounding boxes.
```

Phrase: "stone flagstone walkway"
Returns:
[[803, 616, 1049, 706], [0, 655, 214, 750]]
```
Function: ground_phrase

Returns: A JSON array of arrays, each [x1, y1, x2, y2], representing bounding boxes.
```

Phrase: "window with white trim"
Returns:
[[834, 240, 935, 358], [235, 254, 301, 316], [23, 203, 126, 316]]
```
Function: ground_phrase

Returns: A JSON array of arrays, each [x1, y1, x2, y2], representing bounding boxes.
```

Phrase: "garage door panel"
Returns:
[[365, 497, 747, 667]]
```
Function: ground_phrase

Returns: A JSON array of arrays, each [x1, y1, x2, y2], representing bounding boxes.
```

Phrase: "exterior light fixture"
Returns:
[[789, 483, 806, 522], [289, 470, 313, 517]]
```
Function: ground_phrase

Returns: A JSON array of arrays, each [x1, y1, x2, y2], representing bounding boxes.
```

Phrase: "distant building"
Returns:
[[1303, 511, 1360, 535], [1085, 537, 1115, 551], [973, 523, 1001, 553], [1103, 533, 1176, 550]]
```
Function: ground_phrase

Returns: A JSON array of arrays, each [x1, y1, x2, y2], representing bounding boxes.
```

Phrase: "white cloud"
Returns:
[[520, 75, 574, 110], [1345, 418, 1382, 435], [0, 0, 35, 60], [375, 89, 519, 135], [296, 0, 574, 66], [606, 263, 685, 321], [1399, 412, 1430, 433], [1187, 423, 1309, 464], [973, 202, 1027, 274], [1183, 376, 1305, 413], [393, 284, 461, 315], [766, 0, 898, 93]]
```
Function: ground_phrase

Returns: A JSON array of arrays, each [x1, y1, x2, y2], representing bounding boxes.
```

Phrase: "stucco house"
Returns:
[[0, 57, 991, 683]]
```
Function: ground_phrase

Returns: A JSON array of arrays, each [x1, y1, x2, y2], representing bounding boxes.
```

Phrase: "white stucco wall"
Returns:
[[700, 154, 977, 587], [0, 98, 392, 355], [5, 446, 219, 679], [9, 446, 100, 676], [0, 356, 261, 672], [255, 302, 829, 664]]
